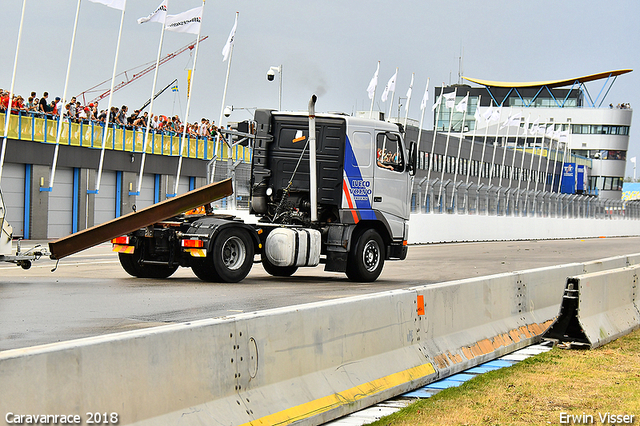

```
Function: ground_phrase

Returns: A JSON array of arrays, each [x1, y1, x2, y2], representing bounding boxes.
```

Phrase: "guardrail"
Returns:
[[0, 111, 251, 163], [1, 257, 639, 424], [413, 180, 640, 219]]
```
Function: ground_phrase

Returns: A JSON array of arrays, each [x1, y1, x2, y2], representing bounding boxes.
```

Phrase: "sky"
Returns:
[[2, 0, 640, 177]]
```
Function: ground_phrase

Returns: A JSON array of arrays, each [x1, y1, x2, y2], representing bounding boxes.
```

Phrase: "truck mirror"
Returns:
[[408, 142, 417, 176]]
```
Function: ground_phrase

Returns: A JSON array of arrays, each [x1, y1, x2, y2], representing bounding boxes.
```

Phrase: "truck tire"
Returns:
[[346, 229, 385, 282], [118, 252, 178, 279], [193, 228, 254, 283], [261, 253, 298, 277]]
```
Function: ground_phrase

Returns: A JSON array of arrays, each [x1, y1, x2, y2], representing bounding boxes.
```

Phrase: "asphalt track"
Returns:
[[1, 236, 639, 351]]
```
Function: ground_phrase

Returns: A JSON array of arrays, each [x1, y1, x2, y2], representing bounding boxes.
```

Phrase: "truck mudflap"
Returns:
[[49, 179, 233, 260]]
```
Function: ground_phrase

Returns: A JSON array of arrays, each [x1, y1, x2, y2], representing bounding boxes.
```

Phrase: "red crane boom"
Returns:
[[77, 36, 208, 105]]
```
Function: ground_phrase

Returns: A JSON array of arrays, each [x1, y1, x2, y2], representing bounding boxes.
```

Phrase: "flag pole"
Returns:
[[426, 86, 442, 184], [450, 93, 468, 208], [514, 114, 531, 208], [49, 0, 82, 191], [0, 0, 27, 187], [368, 61, 379, 119], [94, 0, 128, 194], [508, 114, 523, 190], [437, 87, 457, 210], [416, 77, 429, 152], [218, 12, 237, 129], [527, 116, 541, 193], [476, 99, 494, 187], [135, 1, 168, 196], [403, 72, 414, 128], [497, 113, 511, 188], [387, 67, 398, 120], [546, 125, 557, 192], [488, 105, 503, 187], [173, 0, 205, 197], [465, 95, 481, 186], [549, 129, 562, 193], [218, 11, 238, 209]]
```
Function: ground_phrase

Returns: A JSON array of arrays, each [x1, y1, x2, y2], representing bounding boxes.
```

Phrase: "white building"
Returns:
[[434, 69, 633, 199]]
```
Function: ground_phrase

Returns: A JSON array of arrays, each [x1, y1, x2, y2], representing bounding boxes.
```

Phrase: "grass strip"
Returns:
[[369, 328, 640, 425]]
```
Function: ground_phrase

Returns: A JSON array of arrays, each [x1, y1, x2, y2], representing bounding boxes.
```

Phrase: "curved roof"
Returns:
[[462, 69, 632, 89]]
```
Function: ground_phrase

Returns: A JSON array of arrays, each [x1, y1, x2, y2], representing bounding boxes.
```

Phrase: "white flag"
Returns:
[[474, 106, 482, 123], [165, 6, 203, 34], [137, 0, 166, 24], [420, 78, 429, 111], [490, 107, 501, 123], [455, 94, 469, 113], [501, 112, 522, 128], [558, 130, 569, 142], [483, 106, 493, 121], [431, 94, 441, 111], [546, 125, 555, 136], [443, 92, 456, 109], [631, 157, 637, 164], [529, 118, 540, 136], [366, 62, 379, 100], [222, 13, 238, 62], [405, 74, 414, 112], [381, 69, 397, 103], [88, 0, 125, 10]]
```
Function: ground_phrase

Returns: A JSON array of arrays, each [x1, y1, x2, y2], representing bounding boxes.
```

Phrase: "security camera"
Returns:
[[223, 106, 232, 117], [266, 69, 275, 81]]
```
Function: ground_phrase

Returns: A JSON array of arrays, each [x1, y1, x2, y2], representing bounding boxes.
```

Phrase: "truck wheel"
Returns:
[[118, 252, 178, 279], [261, 253, 298, 277], [193, 228, 254, 283], [346, 229, 385, 282]]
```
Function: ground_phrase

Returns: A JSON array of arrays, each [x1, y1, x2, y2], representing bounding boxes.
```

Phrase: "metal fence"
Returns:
[[412, 179, 640, 219], [0, 111, 252, 163]]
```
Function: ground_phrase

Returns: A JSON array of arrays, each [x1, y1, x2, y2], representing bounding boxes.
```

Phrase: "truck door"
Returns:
[[373, 132, 410, 236]]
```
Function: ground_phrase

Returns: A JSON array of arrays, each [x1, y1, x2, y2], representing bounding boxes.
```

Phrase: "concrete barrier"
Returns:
[[545, 265, 640, 349], [412, 263, 583, 378], [0, 255, 637, 425], [408, 214, 640, 244]]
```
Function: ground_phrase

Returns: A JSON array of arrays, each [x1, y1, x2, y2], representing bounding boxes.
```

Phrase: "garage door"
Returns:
[[135, 174, 155, 210], [2, 163, 25, 238], [94, 170, 116, 225], [47, 168, 74, 239]]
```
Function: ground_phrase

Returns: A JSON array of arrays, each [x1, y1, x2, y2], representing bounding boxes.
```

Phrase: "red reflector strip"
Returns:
[[111, 236, 130, 245], [181, 239, 204, 248]]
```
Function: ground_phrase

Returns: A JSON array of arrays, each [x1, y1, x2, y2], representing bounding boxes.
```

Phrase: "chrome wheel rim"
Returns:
[[362, 239, 380, 272], [221, 236, 246, 270]]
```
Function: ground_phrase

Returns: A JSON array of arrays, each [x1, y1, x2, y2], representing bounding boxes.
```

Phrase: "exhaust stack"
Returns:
[[308, 94, 318, 222]]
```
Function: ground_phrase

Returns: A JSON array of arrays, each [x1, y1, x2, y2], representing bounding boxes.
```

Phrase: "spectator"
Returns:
[[39, 92, 49, 115]]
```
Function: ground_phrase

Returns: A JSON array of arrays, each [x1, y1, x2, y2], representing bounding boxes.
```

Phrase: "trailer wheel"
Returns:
[[118, 252, 178, 279], [261, 253, 298, 277], [193, 228, 254, 283], [346, 229, 385, 282]]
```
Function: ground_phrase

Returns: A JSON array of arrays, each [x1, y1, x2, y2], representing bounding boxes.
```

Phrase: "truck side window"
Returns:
[[376, 133, 404, 172]]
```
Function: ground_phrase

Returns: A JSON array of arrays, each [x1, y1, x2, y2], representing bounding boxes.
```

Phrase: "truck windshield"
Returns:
[[376, 133, 404, 172]]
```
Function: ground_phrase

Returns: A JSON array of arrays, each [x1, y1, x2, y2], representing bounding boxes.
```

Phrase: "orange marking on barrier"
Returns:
[[519, 326, 532, 338], [461, 347, 474, 360], [469, 344, 483, 357], [448, 352, 463, 364], [478, 339, 494, 355], [528, 323, 543, 336], [417, 295, 425, 315], [509, 329, 521, 343], [433, 354, 450, 369]]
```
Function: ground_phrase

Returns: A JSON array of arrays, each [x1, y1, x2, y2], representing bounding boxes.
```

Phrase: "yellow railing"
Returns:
[[1, 112, 252, 163]]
